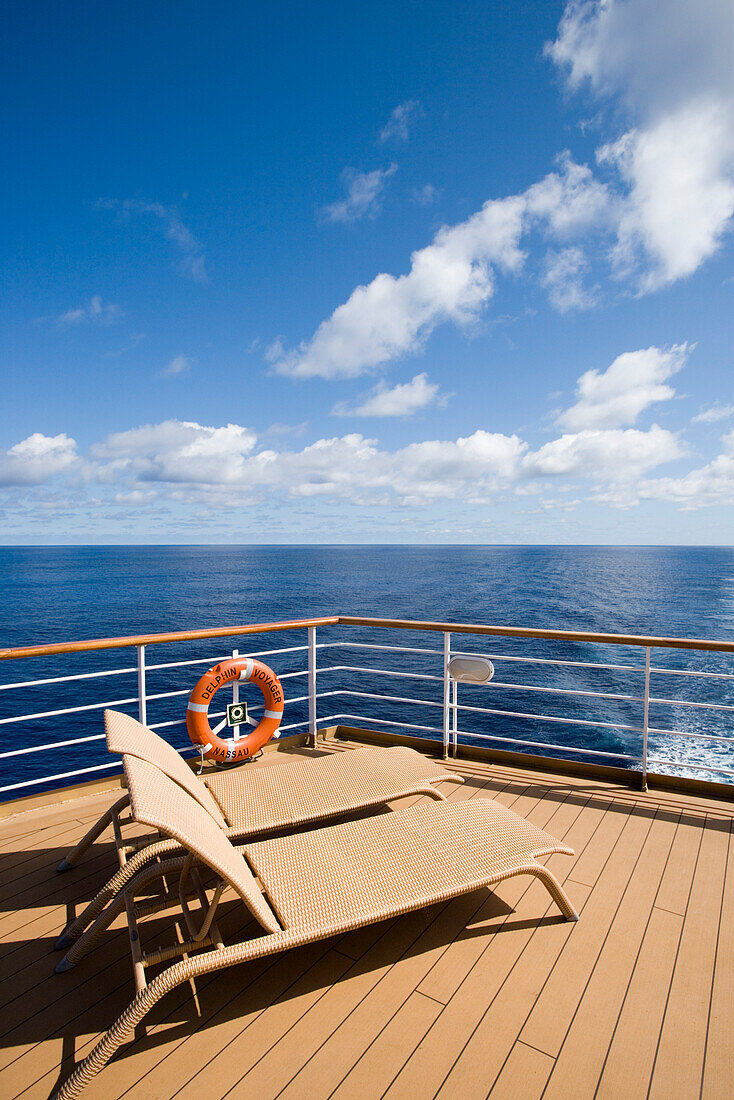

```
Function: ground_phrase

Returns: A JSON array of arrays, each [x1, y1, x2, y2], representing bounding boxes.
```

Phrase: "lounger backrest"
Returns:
[[123, 753, 281, 933], [105, 709, 227, 827]]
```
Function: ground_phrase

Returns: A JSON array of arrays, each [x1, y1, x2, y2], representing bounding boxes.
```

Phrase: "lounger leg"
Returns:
[[424, 787, 448, 800], [52, 970, 170, 1099], [56, 860, 185, 971], [52, 929, 305, 1100], [55, 838, 181, 949], [528, 864, 579, 921], [57, 796, 130, 872]]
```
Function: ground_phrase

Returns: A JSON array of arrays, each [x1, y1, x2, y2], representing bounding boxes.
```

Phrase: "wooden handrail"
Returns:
[[2, 612, 733, 661], [0, 617, 340, 661], [337, 616, 734, 653]]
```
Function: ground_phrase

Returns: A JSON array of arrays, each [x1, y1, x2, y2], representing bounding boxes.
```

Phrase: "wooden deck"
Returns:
[[1, 742, 733, 1100]]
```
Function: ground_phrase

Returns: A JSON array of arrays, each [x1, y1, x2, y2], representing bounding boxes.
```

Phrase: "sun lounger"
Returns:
[[55, 709, 463, 949], [53, 752, 577, 1099]]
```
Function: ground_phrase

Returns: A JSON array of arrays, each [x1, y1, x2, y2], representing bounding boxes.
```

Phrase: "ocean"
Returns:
[[2, 545, 734, 799]]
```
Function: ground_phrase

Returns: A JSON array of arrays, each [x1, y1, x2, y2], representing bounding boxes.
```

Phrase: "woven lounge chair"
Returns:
[[55, 709, 463, 949], [53, 752, 578, 1100]]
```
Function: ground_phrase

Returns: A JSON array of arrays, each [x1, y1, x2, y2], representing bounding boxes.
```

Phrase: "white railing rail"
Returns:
[[2, 617, 734, 796]]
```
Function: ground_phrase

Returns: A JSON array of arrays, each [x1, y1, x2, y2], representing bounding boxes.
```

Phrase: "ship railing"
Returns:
[[1, 615, 734, 797]]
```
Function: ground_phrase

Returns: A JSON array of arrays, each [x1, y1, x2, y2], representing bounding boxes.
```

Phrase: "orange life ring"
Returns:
[[186, 658, 284, 763]]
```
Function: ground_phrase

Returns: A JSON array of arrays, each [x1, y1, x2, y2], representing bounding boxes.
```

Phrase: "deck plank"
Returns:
[[518, 805, 654, 1058], [648, 814, 730, 1100], [596, 905, 683, 1100], [383, 796, 596, 1100], [702, 819, 734, 1100], [328, 991, 443, 1100], [177, 909, 442, 1100], [415, 789, 581, 1006], [487, 1041, 554, 1100], [540, 810, 679, 1100], [276, 891, 488, 1100]]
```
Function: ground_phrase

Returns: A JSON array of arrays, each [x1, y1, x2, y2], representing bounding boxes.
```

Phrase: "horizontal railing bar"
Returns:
[[145, 643, 311, 673], [0, 733, 107, 759], [0, 665, 138, 692], [321, 712, 446, 736], [650, 665, 734, 681], [338, 616, 734, 653], [647, 757, 734, 777], [647, 726, 734, 744], [450, 649, 646, 674], [327, 710, 640, 764], [2, 679, 331, 731], [650, 696, 734, 713], [479, 679, 643, 704], [0, 616, 340, 662], [328, 641, 444, 657], [328, 689, 443, 709], [327, 688, 642, 734], [0, 760, 121, 794], [0, 654, 310, 700], [318, 664, 444, 683], [143, 654, 231, 673], [451, 700, 642, 734], [0, 696, 139, 725], [458, 730, 638, 761]]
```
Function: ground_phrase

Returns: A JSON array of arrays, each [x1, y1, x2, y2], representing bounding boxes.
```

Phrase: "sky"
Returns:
[[1, 0, 734, 544]]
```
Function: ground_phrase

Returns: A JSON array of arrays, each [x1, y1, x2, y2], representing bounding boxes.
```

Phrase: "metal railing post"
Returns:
[[452, 679, 458, 757], [136, 645, 147, 726], [442, 632, 451, 760], [231, 648, 240, 740], [308, 626, 318, 747], [641, 646, 651, 791]]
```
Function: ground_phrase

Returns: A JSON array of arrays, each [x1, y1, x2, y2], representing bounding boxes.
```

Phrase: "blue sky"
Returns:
[[1, 0, 733, 543]]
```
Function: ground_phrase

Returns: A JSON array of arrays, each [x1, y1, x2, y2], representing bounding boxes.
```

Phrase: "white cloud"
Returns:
[[332, 373, 444, 417], [637, 430, 734, 507], [93, 420, 258, 484], [524, 425, 685, 481], [525, 153, 613, 235], [272, 192, 527, 378], [557, 344, 689, 430], [411, 184, 439, 206], [1, 406, 691, 513], [271, 157, 612, 379], [321, 165, 398, 223], [549, 0, 734, 290], [693, 403, 734, 424], [385, 432, 526, 502], [379, 100, 423, 143], [0, 433, 79, 486], [541, 246, 599, 311], [162, 355, 193, 376], [598, 103, 734, 289], [47, 296, 122, 326], [114, 489, 158, 505], [547, 0, 734, 118], [98, 198, 208, 282]]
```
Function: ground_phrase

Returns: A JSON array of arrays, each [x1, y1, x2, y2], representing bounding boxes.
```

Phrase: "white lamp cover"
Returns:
[[448, 656, 495, 683]]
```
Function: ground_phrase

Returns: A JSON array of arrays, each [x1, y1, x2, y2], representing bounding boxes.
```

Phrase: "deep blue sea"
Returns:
[[2, 545, 734, 800]]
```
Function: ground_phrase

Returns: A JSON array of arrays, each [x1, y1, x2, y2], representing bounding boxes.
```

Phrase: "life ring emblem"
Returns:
[[186, 658, 284, 763]]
